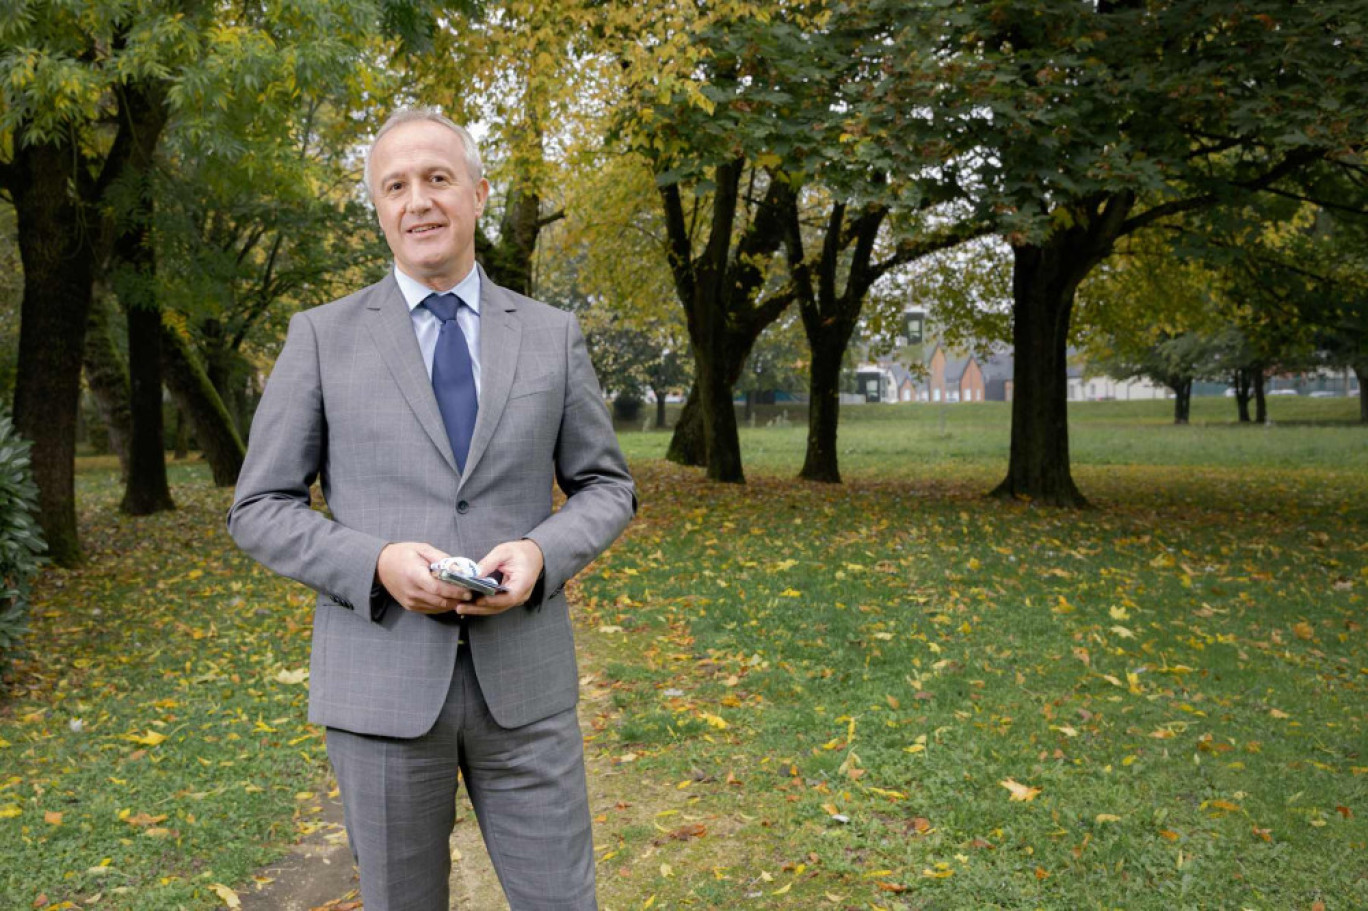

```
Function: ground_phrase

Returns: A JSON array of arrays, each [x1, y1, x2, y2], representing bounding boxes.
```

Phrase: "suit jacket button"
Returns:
[[457, 500, 470, 514]]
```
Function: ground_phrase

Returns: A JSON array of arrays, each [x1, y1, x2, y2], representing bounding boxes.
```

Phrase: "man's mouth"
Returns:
[[407, 223, 444, 235]]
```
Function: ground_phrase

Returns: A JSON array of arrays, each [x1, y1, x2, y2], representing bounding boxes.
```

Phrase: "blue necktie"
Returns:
[[423, 292, 478, 473]]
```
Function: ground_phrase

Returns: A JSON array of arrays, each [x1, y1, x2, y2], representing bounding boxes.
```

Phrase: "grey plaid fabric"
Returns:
[[228, 267, 635, 735], [227, 266, 633, 906], [327, 647, 595, 910]]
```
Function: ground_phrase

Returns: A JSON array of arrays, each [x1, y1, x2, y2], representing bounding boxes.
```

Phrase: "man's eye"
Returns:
[[431, 175, 448, 184], [386, 182, 403, 193]]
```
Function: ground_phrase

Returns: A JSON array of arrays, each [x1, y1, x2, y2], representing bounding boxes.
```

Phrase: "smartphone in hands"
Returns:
[[429, 556, 507, 596]]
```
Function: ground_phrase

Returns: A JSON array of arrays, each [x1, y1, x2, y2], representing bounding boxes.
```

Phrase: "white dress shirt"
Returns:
[[393, 263, 482, 398]]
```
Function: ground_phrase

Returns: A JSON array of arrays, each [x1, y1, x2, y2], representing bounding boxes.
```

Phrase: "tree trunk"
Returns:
[[666, 387, 706, 466], [83, 296, 133, 479], [1172, 378, 1192, 424], [697, 348, 744, 483], [10, 139, 94, 566], [800, 330, 847, 483], [1356, 363, 1367, 423], [1252, 367, 1267, 424], [122, 301, 175, 513], [654, 390, 667, 429], [494, 187, 543, 297], [1234, 370, 1253, 422], [990, 242, 1087, 507], [115, 197, 175, 515], [199, 320, 248, 439], [667, 315, 774, 471], [174, 407, 189, 459], [160, 321, 245, 485], [658, 166, 791, 484]]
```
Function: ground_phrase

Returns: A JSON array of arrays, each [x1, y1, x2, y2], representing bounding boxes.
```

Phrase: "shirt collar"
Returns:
[[394, 263, 482, 316]]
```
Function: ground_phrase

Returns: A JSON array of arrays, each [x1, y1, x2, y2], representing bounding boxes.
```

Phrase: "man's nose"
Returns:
[[406, 183, 432, 212]]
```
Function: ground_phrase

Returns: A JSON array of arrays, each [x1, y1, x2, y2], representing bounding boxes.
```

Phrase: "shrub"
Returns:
[[0, 413, 46, 678]]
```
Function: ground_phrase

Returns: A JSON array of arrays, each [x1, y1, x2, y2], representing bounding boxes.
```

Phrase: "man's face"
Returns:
[[370, 120, 490, 290]]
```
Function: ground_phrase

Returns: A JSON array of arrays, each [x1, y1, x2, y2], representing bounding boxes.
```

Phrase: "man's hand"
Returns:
[[377, 542, 479, 615], [464, 539, 544, 615]]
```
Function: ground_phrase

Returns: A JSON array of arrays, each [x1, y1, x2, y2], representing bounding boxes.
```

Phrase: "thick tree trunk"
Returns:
[[1253, 367, 1267, 424], [115, 198, 175, 515], [667, 316, 774, 471], [658, 166, 792, 484], [83, 296, 133, 479], [160, 322, 245, 485], [1234, 370, 1253, 422], [494, 188, 543, 297], [666, 387, 706, 466], [990, 243, 1087, 507], [174, 407, 189, 459], [122, 302, 175, 513], [654, 390, 667, 429], [10, 140, 94, 566], [1172, 378, 1192, 424], [697, 348, 744, 483], [800, 330, 847, 483]]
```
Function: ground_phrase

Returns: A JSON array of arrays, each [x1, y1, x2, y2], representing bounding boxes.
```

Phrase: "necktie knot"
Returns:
[[423, 292, 462, 323]]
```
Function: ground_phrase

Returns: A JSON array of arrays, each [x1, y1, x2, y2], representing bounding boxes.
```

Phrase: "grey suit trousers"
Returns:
[[326, 642, 596, 911]]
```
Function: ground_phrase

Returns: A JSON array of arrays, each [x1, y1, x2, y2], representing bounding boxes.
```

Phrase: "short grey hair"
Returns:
[[363, 107, 483, 199]]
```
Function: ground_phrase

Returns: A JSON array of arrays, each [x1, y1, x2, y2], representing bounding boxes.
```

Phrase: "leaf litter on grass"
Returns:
[[5, 442, 1366, 910], [580, 460, 1368, 910], [0, 465, 340, 910]]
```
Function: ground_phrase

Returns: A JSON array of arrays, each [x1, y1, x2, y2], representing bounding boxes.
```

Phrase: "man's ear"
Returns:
[[475, 178, 491, 216]]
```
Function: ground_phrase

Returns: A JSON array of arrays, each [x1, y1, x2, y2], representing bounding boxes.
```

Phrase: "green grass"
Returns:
[[618, 395, 1368, 476], [1, 460, 329, 910], [584, 399, 1367, 909], [2, 400, 1364, 910]]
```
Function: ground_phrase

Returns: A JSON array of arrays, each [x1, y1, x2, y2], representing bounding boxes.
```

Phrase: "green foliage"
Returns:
[[0, 414, 45, 677], [0, 206, 20, 404], [860, 0, 1367, 242]]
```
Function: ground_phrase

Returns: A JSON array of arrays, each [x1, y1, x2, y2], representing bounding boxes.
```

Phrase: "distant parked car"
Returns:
[[1308, 390, 1339, 398], [1268, 389, 1299, 396], [1223, 387, 1236, 397]]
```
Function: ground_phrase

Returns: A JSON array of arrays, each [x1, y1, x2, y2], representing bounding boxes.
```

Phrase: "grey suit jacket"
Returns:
[[227, 268, 635, 736]]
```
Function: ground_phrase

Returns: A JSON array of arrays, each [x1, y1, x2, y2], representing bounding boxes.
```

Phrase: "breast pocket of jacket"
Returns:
[[507, 366, 557, 401], [496, 372, 561, 452]]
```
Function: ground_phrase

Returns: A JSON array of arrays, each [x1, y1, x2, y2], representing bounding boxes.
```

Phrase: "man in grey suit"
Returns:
[[227, 108, 635, 910]]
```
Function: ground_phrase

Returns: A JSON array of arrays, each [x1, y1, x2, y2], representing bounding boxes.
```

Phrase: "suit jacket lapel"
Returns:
[[460, 268, 521, 488], [363, 275, 459, 473]]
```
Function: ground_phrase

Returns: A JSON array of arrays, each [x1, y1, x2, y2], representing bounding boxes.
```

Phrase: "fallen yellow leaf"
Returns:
[[1000, 779, 1041, 802], [124, 730, 167, 747], [208, 883, 240, 908]]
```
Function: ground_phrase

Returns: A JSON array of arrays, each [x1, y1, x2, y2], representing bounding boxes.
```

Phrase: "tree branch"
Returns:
[[1255, 184, 1368, 217], [817, 202, 845, 311], [870, 219, 992, 282], [657, 181, 697, 310], [1121, 147, 1322, 236], [536, 209, 566, 229]]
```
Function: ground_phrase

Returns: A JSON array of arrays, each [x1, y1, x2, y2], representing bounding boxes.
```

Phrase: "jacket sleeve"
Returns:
[[226, 311, 389, 618], [524, 314, 637, 602]]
